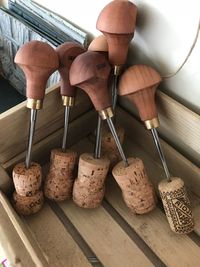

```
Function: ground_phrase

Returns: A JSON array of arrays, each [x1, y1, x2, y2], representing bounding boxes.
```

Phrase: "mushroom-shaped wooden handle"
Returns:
[[96, 0, 137, 66], [69, 51, 111, 111], [88, 35, 108, 55], [56, 42, 85, 97], [119, 65, 162, 122], [15, 41, 59, 101]]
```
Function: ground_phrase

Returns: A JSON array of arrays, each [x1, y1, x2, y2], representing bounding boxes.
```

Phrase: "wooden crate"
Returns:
[[0, 83, 199, 267]]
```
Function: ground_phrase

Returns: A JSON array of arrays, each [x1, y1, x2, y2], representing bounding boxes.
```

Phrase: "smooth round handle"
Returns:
[[88, 35, 108, 54], [14, 41, 59, 101], [119, 65, 162, 121], [69, 51, 111, 111], [96, 0, 137, 65], [56, 42, 85, 97]]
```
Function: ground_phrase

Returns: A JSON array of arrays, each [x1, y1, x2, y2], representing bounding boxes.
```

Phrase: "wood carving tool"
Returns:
[[119, 64, 194, 232], [44, 42, 85, 201], [12, 40, 59, 215], [70, 51, 156, 213]]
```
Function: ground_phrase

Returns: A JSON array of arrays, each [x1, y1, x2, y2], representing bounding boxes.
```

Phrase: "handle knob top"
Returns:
[[88, 35, 108, 53], [69, 51, 111, 111], [15, 40, 59, 104], [56, 42, 85, 98]]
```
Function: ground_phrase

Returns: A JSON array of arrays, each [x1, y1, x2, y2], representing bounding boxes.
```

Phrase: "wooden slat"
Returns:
[[0, 83, 92, 164], [119, 90, 200, 166], [24, 204, 92, 267], [3, 110, 96, 173], [0, 165, 13, 194], [0, 191, 49, 267], [105, 176, 200, 267], [117, 108, 200, 198], [59, 201, 154, 267]]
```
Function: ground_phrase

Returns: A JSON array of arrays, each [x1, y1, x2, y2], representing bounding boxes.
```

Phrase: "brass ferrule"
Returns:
[[99, 107, 114, 120], [113, 65, 122, 76], [62, 96, 75, 107], [27, 98, 43, 110], [144, 117, 160, 129]]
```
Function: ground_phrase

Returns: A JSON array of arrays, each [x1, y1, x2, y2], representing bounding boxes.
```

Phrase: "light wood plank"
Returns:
[[119, 90, 200, 166], [0, 191, 49, 267], [117, 108, 200, 198], [0, 83, 92, 164], [24, 204, 92, 267], [105, 176, 200, 267], [59, 201, 154, 267], [3, 110, 96, 173]]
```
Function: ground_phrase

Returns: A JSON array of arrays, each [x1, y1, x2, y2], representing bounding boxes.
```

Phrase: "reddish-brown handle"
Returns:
[[96, 0, 137, 66], [56, 42, 85, 97], [69, 51, 111, 111], [14, 41, 59, 100], [88, 35, 108, 54], [119, 65, 162, 121]]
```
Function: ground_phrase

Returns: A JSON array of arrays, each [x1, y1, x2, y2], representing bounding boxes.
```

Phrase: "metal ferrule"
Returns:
[[62, 96, 75, 107], [99, 107, 114, 120], [144, 117, 160, 129], [113, 65, 122, 76], [27, 98, 43, 110]]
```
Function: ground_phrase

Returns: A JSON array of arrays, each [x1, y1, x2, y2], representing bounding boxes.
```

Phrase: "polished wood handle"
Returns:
[[119, 65, 162, 121], [96, 0, 137, 66], [56, 42, 85, 97], [88, 35, 108, 55], [69, 51, 111, 111], [14, 41, 59, 100]]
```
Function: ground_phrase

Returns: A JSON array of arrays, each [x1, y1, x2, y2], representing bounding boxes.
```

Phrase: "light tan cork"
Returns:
[[13, 162, 42, 197], [101, 125, 125, 168], [73, 153, 110, 208], [159, 177, 194, 234], [12, 190, 44, 215], [44, 149, 77, 201], [112, 157, 157, 214]]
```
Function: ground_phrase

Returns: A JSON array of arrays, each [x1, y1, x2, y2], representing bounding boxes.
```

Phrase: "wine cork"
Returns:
[[112, 157, 157, 214], [73, 153, 110, 208], [101, 125, 125, 168], [158, 177, 194, 234], [44, 149, 77, 201], [12, 190, 44, 216], [13, 162, 42, 197]]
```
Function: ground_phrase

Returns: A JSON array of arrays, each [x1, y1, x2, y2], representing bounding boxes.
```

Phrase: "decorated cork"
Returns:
[[73, 153, 110, 208], [159, 177, 194, 234], [119, 64, 194, 233], [112, 157, 156, 214], [44, 149, 77, 201]]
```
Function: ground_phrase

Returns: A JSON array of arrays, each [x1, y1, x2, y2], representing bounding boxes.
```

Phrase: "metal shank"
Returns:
[[25, 109, 37, 169], [151, 128, 171, 182], [94, 115, 102, 159], [62, 106, 70, 152]]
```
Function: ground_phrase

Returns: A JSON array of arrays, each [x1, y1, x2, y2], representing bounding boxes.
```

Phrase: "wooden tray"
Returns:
[[0, 83, 199, 267]]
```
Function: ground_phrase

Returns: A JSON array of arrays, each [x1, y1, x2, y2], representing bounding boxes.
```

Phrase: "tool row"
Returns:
[[11, 0, 194, 236]]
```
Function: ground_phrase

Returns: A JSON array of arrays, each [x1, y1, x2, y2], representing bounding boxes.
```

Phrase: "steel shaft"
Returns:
[[25, 109, 38, 169], [112, 74, 118, 110], [150, 128, 171, 182], [62, 106, 71, 152], [94, 115, 102, 159], [106, 117, 128, 166]]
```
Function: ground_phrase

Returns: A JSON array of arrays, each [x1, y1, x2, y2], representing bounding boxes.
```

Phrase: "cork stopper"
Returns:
[[13, 162, 42, 197], [14, 40, 59, 102], [69, 51, 111, 111], [112, 157, 157, 214], [101, 125, 125, 169], [119, 65, 162, 122], [96, 1, 137, 65], [158, 177, 194, 234], [12, 190, 44, 216], [73, 153, 110, 208], [44, 149, 77, 201], [56, 42, 85, 98]]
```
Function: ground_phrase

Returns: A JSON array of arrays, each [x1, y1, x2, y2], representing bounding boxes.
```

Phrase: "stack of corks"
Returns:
[[73, 153, 110, 208], [12, 162, 44, 215], [44, 149, 77, 201]]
